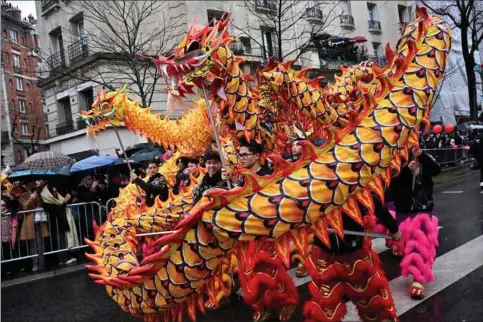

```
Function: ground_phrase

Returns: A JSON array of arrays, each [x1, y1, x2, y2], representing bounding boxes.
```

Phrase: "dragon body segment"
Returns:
[[82, 88, 213, 157], [85, 9, 450, 322]]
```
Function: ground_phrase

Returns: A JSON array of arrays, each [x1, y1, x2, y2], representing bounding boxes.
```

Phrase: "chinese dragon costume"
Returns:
[[82, 7, 450, 322]]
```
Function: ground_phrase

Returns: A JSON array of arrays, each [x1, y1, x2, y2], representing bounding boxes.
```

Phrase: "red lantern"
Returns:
[[432, 124, 442, 134], [444, 124, 455, 133]]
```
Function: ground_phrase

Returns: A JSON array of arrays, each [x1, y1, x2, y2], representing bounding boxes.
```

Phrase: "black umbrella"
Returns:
[[109, 158, 143, 175], [131, 148, 164, 162], [124, 143, 150, 157]]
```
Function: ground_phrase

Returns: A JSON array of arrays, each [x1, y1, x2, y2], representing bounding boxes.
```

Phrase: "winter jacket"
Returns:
[[391, 152, 441, 214], [134, 173, 169, 207]]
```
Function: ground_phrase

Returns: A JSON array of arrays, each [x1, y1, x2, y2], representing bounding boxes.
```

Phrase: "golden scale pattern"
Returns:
[[82, 8, 450, 322]]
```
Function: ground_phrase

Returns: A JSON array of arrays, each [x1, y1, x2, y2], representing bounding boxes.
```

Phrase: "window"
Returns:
[[398, 5, 408, 23], [20, 37, 24, 45], [9, 29, 18, 43], [367, 3, 378, 21], [19, 99, 26, 113], [21, 122, 29, 135], [16, 77, 23, 90], [341, 0, 352, 15], [45, 124, 49, 137], [308, 0, 317, 8], [13, 54, 20, 68], [79, 88, 94, 112], [262, 28, 279, 60], [2, 53, 9, 64], [207, 10, 225, 27], [16, 150, 23, 162], [11, 100, 15, 110], [77, 20, 85, 38], [8, 79, 12, 88], [26, 83, 30, 92], [23, 58, 27, 68], [28, 103, 32, 113], [372, 42, 381, 56]]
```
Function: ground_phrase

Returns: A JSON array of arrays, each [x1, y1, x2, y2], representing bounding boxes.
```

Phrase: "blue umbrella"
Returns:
[[70, 155, 118, 174], [8, 165, 71, 180]]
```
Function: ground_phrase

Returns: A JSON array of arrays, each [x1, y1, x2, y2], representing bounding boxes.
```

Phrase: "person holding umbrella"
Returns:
[[130, 158, 169, 206]]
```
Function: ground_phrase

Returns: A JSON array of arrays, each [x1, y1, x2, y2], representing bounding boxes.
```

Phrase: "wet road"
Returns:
[[2, 169, 482, 322]]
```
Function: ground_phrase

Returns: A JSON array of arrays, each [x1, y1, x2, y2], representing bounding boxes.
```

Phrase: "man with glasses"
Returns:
[[222, 138, 273, 186]]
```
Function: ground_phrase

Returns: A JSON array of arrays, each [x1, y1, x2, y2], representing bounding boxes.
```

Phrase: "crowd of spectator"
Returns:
[[421, 129, 481, 149], [0, 162, 154, 277]]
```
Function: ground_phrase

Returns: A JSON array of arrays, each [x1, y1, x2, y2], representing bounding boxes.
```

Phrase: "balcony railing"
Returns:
[[76, 117, 87, 130], [68, 36, 89, 63], [306, 7, 323, 22], [41, 0, 59, 14], [256, 0, 276, 11], [46, 51, 66, 73], [340, 15, 355, 29], [229, 42, 245, 55], [1, 131, 10, 144], [320, 55, 369, 70], [369, 55, 388, 66], [55, 121, 74, 136], [368, 20, 382, 33]]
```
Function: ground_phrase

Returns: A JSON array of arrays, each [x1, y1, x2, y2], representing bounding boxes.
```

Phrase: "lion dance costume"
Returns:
[[81, 7, 450, 322]]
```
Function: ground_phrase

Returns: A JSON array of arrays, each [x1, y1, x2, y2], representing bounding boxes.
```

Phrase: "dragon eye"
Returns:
[[100, 102, 109, 109], [186, 41, 200, 53]]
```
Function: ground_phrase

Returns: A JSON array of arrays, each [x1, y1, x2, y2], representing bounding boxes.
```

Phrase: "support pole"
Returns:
[[201, 83, 232, 189], [136, 229, 391, 239], [113, 127, 142, 197]]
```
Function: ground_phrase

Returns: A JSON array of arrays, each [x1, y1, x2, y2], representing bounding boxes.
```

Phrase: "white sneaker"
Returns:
[[32, 265, 38, 272], [65, 258, 77, 265], [480, 182, 483, 189]]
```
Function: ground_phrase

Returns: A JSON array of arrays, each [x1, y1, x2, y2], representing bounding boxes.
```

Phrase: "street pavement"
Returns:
[[2, 169, 482, 322]]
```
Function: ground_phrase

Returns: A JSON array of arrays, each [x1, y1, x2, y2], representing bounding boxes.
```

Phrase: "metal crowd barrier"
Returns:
[[422, 147, 469, 166], [105, 198, 117, 213], [1, 202, 104, 270]]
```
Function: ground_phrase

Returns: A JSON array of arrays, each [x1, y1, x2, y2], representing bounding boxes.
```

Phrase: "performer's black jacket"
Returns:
[[315, 194, 398, 254], [134, 173, 169, 206], [390, 152, 441, 214]]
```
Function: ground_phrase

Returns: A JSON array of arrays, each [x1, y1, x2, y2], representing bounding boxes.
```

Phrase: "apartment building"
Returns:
[[35, 0, 416, 158], [1, 0, 46, 167]]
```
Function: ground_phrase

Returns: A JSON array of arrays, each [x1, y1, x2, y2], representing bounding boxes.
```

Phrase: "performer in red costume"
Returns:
[[304, 196, 402, 322]]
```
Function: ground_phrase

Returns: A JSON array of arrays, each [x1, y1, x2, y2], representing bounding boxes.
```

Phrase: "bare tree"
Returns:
[[44, 0, 185, 108], [232, 0, 340, 62], [10, 114, 43, 157], [422, 0, 483, 121], [8, 81, 45, 157]]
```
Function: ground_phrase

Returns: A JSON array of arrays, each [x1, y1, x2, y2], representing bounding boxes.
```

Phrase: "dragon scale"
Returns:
[[85, 9, 450, 322]]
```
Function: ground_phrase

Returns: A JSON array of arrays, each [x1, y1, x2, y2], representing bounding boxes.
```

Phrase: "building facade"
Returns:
[[1, 0, 46, 167], [35, 0, 416, 158]]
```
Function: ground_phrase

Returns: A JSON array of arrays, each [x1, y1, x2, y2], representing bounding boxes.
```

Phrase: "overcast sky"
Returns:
[[9, 1, 36, 19]]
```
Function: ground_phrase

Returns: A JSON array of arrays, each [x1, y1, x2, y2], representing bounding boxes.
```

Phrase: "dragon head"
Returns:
[[152, 13, 236, 99], [81, 86, 128, 134]]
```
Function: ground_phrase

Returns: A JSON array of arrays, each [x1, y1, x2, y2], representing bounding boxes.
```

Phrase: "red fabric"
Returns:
[[236, 241, 299, 319], [303, 239, 399, 322]]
